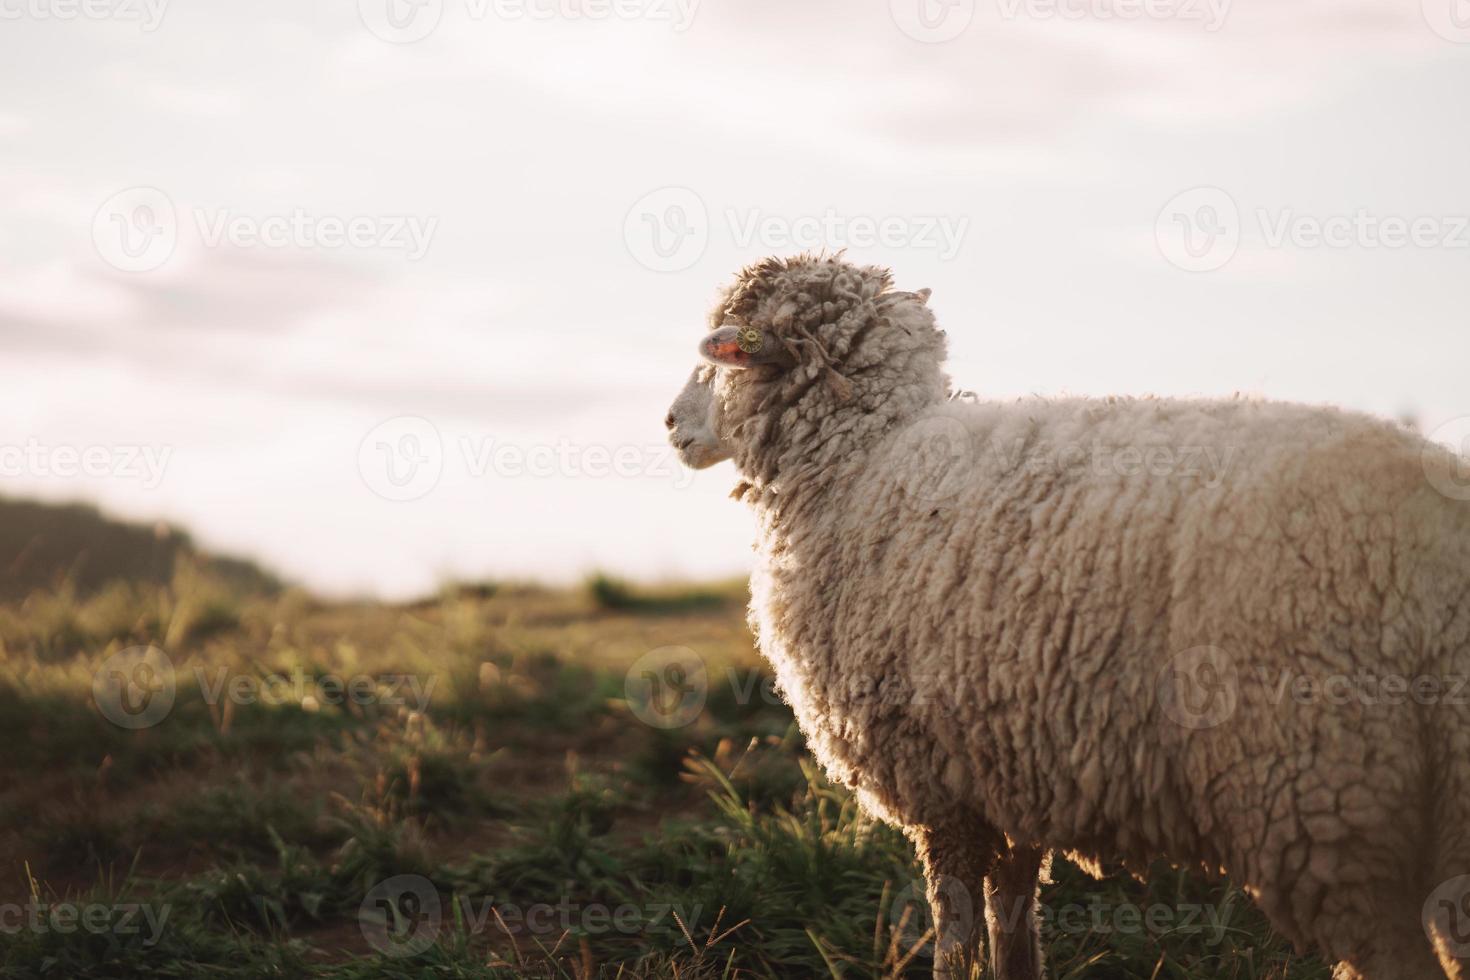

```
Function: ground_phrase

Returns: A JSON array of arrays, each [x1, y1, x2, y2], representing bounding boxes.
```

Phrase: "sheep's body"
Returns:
[[752, 396, 1470, 976], [666, 255, 1470, 979]]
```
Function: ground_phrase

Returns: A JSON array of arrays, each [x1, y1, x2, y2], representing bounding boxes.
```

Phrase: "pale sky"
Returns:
[[2, 0, 1468, 598]]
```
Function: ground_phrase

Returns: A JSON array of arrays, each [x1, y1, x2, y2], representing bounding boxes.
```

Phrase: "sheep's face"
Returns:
[[666, 365, 732, 469], [666, 321, 795, 470], [666, 254, 946, 477]]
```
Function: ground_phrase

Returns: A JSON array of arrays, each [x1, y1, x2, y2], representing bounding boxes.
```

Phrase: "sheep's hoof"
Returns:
[[933, 945, 981, 980]]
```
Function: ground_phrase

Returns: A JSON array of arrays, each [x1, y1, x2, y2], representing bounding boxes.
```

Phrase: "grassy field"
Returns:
[[0, 504, 1333, 978]]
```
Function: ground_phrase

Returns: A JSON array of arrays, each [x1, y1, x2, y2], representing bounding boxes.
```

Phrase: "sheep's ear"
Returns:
[[883, 288, 931, 308], [699, 324, 776, 368]]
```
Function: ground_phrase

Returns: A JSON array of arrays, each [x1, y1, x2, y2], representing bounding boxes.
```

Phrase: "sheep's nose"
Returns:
[[664, 412, 676, 430]]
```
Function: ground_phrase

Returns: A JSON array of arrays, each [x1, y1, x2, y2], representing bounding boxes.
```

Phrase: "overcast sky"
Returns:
[[1, 0, 1468, 598]]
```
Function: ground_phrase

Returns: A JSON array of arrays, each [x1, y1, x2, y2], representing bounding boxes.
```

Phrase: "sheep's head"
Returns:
[[665, 363, 733, 469], [666, 254, 947, 481]]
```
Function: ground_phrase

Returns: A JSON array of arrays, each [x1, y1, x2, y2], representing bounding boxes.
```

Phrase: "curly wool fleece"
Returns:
[[700, 254, 1470, 980]]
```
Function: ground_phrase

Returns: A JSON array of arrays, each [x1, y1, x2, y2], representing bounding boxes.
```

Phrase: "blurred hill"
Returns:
[[0, 496, 280, 601]]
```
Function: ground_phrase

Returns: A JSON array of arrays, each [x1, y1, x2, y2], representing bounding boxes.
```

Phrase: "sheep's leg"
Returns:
[[1329, 927, 1446, 980], [914, 821, 1003, 980], [1319, 888, 1447, 980], [1424, 866, 1470, 979], [1425, 741, 1470, 979], [984, 843, 1047, 980]]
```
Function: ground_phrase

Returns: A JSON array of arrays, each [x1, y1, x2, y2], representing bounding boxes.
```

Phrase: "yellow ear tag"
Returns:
[[736, 327, 764, 355]]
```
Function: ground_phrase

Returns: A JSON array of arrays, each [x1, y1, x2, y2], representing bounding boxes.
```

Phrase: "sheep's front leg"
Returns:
[[984, 844, 1047, 980], [914, 821, 1004, 980]]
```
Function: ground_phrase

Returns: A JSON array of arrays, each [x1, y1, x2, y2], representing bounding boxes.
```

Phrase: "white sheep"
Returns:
[[664, 253, 1470, 980]]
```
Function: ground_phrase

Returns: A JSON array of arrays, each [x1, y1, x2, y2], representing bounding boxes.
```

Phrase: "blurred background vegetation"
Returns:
[[0, 496, 1329, 978]]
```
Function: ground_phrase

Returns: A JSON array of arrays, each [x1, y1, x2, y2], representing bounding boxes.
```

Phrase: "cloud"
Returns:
[[0, 0, 1463, 594], [318, 0, 1444, 170], [0, 244, 630, 427]]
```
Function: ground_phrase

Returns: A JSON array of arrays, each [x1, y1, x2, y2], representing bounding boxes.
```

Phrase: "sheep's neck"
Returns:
[[734, 366, 949, 521]]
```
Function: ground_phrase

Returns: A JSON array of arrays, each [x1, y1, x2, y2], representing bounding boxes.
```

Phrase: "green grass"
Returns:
[[0, 513, 1331, 978], [586, 575, 739, 616]]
